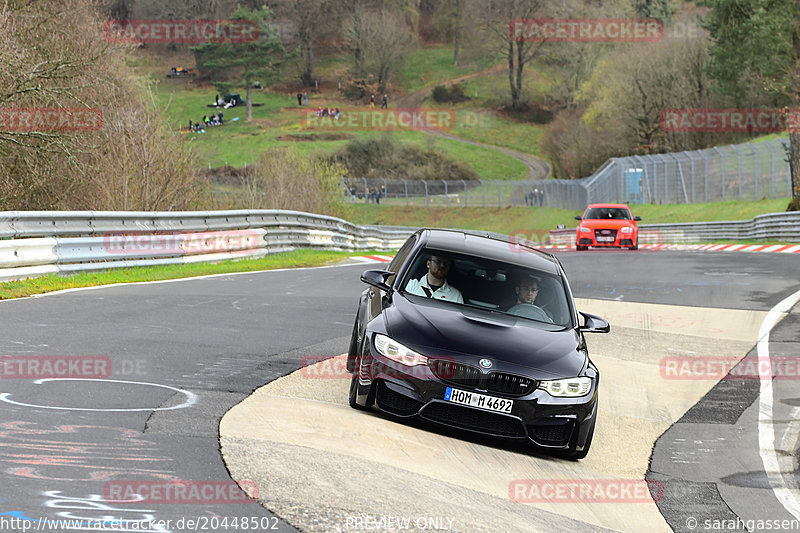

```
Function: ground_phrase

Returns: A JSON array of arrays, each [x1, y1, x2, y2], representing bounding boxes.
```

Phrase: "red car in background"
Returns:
[[574, 203, 641, 251]]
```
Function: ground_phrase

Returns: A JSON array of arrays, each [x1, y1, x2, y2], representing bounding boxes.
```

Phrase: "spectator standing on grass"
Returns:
[[369, 95, 375, 109], [381, 94, 388, 108], [297, 92, 302, 105], [538, 188, 544, 206], [304, 92, 308, 106]]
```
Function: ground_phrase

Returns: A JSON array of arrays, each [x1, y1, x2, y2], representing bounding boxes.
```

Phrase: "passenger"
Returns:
[[405, 255, 463, 303]]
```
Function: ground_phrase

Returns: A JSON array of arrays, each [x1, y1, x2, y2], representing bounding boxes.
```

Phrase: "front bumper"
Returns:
[[363, 353, 598, 450]]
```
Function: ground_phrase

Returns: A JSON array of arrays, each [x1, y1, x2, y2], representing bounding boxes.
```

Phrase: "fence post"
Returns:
[[462, 179, 467, 207], [747, 143, 758, 200], [423, 180, 429, 207], [769, 142, 777, 198], [402, 179, 409, 206], [713, 147, 725, 201], [684, 151, 697, 204], [731, 144, 743, 200], [442, 179, 449, 207], [481, 180, 486, 207]]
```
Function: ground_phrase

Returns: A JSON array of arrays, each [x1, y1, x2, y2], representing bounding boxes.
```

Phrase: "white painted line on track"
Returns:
[[0, 261, 365, 304], [0, 378, 199, 411], [758, 287, 800, 521]]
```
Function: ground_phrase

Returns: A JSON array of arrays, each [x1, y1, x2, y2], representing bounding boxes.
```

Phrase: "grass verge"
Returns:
[[0, 249, 378, 300]]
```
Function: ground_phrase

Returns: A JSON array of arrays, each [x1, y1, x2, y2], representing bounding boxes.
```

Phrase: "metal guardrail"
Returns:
[[548, 211, 800, 245], [2, 209, 797, 283], [0, 210, 415, 282]]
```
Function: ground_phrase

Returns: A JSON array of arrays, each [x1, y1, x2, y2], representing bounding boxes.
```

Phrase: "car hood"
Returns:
[[384, 294, 586, 379]]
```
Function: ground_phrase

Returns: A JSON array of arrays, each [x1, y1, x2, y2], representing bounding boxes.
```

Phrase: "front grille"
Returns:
[[421, 402, 526, 438], [375, 381, 421, 415], [528, 419, 575, 446], [594, 229, 617, 239], [428, 359, 537, 398], [487, 373, 537, 396], [428, 359, 481, 388]]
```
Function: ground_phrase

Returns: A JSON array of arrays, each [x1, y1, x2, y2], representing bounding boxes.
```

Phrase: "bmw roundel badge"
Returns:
[[479, 358, 493, 369]]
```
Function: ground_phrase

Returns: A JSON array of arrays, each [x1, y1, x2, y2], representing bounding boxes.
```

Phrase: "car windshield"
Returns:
[[399, 248, 572, 327], [584, 207, 632, 220]]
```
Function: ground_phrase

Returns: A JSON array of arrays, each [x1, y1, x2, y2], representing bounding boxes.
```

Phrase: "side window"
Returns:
[[386, 235, 417, 286]]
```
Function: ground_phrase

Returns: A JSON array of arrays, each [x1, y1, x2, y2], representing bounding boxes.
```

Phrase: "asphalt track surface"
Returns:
[[0, 249, 797, 532]]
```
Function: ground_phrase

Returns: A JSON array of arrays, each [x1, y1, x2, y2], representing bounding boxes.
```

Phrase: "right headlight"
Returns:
[[538, 377, 592, 397], [579, 226, 592, 233], [374, 334, 428, 367]]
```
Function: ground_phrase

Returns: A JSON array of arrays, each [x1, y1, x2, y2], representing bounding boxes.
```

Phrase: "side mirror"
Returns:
[[578, 312, 610, 333], [574, 215, 582, 221], [633, 216, 642, 221], [361, 269, 394, 293]]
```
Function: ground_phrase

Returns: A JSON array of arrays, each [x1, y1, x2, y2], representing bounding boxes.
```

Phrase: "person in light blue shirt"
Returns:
[[405, 255, 463, 303]]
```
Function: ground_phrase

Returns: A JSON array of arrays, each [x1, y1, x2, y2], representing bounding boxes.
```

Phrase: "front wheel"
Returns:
[[576, 245, 587, 251], [348, 337, 374, 410]]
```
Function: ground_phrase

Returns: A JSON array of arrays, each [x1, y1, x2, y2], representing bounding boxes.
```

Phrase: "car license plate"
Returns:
[[444, 387, 513, 413], [596, 236, 614, 242]]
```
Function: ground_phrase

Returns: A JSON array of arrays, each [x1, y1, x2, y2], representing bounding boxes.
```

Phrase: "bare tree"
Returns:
[[484, 0, 547, 111], [343, 9, 415, 93], [0, 0, 202, 210]]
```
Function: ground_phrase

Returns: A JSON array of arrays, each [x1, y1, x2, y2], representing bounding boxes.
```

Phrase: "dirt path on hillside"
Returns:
[[395, 63, 552, 180]]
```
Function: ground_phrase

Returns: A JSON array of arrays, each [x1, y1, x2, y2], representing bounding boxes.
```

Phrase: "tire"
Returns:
[[346, 318, 359, 373], [631, 238, 638, 251], [576, 245, 587, 251], [348, 336, 374, 410]]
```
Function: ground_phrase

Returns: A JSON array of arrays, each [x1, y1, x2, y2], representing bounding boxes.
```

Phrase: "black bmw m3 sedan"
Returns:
[[347, 229, 609, 460]]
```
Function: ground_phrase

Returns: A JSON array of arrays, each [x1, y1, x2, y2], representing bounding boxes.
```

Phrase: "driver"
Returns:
[[507, 275, 552, 322], [516, 276, 539, 305]]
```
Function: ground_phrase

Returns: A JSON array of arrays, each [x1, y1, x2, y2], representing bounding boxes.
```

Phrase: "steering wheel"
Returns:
[[507, 303, 553, 323]]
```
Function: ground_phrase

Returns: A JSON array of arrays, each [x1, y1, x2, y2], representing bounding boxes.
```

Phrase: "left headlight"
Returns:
[[579, 226, 592, 233], [620, 226, 634, 234], [374, 334, 428, 367], [538, 377, 592, 397]]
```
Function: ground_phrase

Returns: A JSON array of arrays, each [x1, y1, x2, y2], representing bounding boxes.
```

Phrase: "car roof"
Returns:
[[585, 203, 632, 209], [416, 229, 560, 275]]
